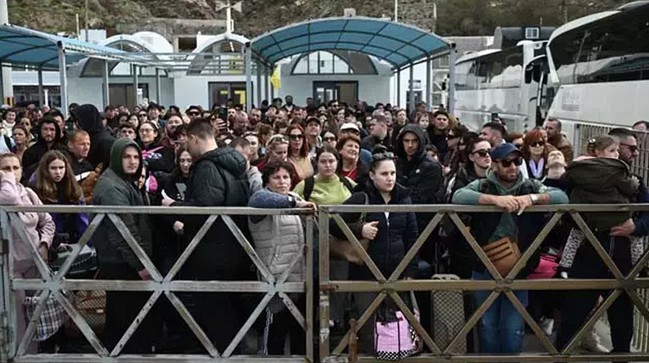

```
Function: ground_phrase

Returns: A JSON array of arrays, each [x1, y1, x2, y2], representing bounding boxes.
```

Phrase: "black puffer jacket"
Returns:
[[426, 127, 449, 162], [395, 124, 444, 231], [331, 181, 419, 280], [565, 157, 637, 231], [92, 138, 152, 271], [74, 104, 115, 170], [177, 147, 251, 279]]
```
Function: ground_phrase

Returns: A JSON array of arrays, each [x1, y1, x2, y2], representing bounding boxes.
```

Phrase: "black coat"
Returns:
[[177, 147, 251, 279], [21, 120, 66, 182], [74, 104, 115, 170], [426, 128, 449, 163], [331, 182, 419, 280], [394, 125, 445, 233]]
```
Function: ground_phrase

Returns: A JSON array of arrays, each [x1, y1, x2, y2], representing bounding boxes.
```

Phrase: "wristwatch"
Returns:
[[530, 194, 540, 204]]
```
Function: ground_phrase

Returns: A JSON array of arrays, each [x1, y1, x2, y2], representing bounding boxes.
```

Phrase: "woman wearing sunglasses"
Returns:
[[522, 129, 556, 180], [285, 124, 313, 185], [330, 147, 419, 355]]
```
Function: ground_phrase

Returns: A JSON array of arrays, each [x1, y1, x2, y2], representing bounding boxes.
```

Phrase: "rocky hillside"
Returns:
[[8, 0, 630, 37]]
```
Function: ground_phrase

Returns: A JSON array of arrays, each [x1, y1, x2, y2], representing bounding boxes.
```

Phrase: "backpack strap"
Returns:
[[338, 175, 354, 194], [303, 176, 315, 202]]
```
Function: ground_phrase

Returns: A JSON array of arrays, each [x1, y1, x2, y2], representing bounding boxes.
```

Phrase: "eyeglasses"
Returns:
[[323, 137, 336, 142], [288, 134, 304, 140], [620, 143, 639, 153], [530, 141, 545, 148], [471, 149, 491, 158], [187, 112, 199, 116], [498, 157, 523, 167], [372, 152, 395, 161]]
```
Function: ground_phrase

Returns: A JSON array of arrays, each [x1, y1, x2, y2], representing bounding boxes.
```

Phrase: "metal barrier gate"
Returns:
[[319, 204, 649, 362], [2, 203, 649, 362], [0, 205, 314, 363]]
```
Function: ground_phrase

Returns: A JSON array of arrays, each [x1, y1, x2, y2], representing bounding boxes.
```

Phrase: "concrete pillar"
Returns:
[[155, 68, 161, 105], [102, 60, 109, 109], [448, 43, 457, 114], [425, 57, 431, 111], [132, 64, 139, 108], [57, 42, 68, 117], [408, 64, 415, 114], [244, 42, 253, 112], [37, 68, 44, 106]]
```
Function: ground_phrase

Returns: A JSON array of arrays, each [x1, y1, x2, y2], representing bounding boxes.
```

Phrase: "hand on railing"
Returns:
[[362, 221, 379, 240], [296, 200, 318, 212], [493, 195, 521, 213]]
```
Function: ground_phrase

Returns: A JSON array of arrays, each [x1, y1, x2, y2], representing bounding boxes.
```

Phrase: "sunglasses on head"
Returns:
[[372, 152, 395, 162], [268, 134, 288, 143], [498, 157, 523, 167], [530, 141, 545, 148], [471, 149, 491, 157]]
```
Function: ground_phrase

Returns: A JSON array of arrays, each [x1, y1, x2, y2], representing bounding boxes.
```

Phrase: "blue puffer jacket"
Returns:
[[331, 181, 419, 280]]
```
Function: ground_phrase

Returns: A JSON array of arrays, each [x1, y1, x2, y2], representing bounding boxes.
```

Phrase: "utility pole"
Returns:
[[0, 0, 13, 105]]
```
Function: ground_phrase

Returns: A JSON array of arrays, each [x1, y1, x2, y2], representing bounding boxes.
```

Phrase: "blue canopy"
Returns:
[[0, 24, 138, 70], [251, 17, 451, 69]]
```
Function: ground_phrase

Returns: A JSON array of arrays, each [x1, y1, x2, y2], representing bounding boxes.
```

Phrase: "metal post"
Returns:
[[101, 60, 109, 109], [425, 57, 432, 111], [155, 68, 161, 104], [244, 42, 253, 112], [57, 42, 68, 117], [408, 64, 415, 114], [0, 0, 12, 105], [448, 43, 457, 114], [255, 61, 262, 109], [270, 65, 275, 101], [132, 65, 139, 108], [37, 68, 44, 107], [264, 65, 269, 106], [396, 70, 401, 108]]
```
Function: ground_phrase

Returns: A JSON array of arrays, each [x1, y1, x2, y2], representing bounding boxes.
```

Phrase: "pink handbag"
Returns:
[[528, 253, 559, 279], [374, 292, 421, 360]]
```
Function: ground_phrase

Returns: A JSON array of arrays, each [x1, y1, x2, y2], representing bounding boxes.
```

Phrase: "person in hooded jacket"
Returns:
[[330, 150, 419, 355], [21, 115, 65, 183], [161, 118, 251, 353], [92, 138, 155, 353], [73, 104, 115, 171]]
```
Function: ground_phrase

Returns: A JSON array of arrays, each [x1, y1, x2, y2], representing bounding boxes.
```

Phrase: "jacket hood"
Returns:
[[109, 138, 143, 180], [566, 157, 630, 191], [395, 124, 427, 162], [38, 119, 64, 145], [485, 169, 525, 194], [74, 104, 103, 135], [195, 147, 247, 177]]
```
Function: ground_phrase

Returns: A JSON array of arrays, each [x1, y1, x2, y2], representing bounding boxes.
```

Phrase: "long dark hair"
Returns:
[[170, 146, 191, 180], [34, 150, 82, 204]]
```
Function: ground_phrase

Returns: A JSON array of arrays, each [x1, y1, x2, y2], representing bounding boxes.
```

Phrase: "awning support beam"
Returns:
[[57, 42, 68, 117]]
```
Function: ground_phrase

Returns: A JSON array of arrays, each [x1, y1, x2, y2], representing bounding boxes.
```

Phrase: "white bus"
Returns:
[[453, 40, 546, 132], [545, 1, 649, 138]]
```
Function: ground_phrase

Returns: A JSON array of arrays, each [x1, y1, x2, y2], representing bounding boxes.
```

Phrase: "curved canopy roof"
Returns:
[[0, 24, 137, 70], [251, 17, 451, 69]]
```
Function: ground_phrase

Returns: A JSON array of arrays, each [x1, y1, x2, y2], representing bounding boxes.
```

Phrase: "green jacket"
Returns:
[[452, 170, 568, 243], [92, 138, 152, 271]]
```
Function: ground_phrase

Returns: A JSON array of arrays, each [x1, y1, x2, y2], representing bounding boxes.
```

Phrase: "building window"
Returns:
[[292, 51, 356, 74]]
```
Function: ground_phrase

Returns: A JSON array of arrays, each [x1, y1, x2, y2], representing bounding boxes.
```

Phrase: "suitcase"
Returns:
[[431, 274, 466, 353]]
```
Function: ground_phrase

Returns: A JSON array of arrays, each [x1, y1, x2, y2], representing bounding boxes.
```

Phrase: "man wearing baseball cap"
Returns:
[[452, 142, 567, 355]]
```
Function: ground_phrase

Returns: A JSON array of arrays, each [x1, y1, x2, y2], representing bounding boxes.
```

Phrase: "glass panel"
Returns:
[[308, 52, 319, 74], [320, 51, 334, 73], [333, 54, 349, 73], [293, 55, 309, 74]]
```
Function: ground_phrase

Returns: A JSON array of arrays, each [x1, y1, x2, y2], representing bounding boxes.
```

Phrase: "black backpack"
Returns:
[[303, 175, 354, 202]]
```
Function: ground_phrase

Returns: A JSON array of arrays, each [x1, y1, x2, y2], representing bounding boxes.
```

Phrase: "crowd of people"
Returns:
[[1, 97, 647, 358]]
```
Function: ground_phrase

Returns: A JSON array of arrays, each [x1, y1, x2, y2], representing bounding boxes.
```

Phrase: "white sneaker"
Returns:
[[580, 328, 610, 353], [539, 317, 554, 336]]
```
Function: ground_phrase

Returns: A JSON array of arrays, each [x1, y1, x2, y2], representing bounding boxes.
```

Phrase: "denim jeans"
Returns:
[[472, 270, 528, 354]]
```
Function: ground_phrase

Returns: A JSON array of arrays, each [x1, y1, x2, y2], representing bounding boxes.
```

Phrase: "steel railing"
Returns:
[[1, 204, 649, 362]]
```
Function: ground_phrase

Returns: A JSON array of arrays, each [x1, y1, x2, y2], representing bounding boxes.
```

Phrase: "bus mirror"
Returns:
[[525, 63, 542, 84]]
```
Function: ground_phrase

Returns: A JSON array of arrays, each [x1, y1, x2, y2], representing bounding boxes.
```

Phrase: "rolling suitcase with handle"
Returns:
[[431, 273, 466, 353]]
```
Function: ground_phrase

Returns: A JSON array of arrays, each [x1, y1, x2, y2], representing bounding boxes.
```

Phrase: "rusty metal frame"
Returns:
[[318, 204, 649, 363], [2, 205, 314, 363]]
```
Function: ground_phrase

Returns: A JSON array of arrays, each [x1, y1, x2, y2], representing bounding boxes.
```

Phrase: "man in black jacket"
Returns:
[[162, 118, 251, 352], [73, 104, 115, 170], [92, 138, 155, 353], [21, 115, 65, 182], [361, 114, 393, 152]]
